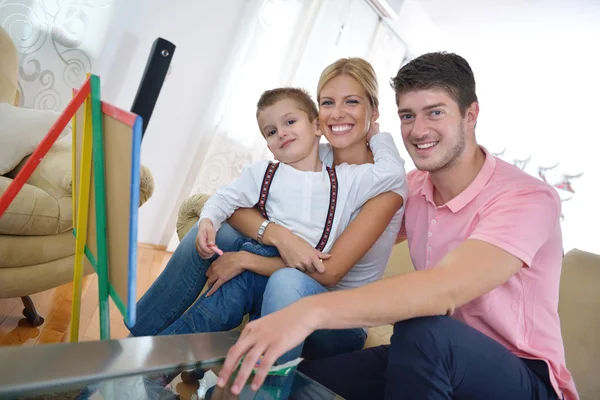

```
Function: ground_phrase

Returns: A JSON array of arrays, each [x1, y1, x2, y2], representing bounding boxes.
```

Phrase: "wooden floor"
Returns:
[[0, 246, 172, 346]]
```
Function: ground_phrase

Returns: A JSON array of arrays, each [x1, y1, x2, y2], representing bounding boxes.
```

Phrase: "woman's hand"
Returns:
[[217, 299, 319, 394], [366, 121, 380, 142], [205, 252, 245, 297], [265, 224, 329, 273]]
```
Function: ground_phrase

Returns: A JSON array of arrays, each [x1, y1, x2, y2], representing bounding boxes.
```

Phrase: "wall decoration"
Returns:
[[492, 148, 584, 222], [512, 155, 532, 171], [0, 0, 116, 111]]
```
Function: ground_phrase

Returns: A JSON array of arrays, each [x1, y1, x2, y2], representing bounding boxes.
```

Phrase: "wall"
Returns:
[[0, 0, 119, 110], [390, 0, 600, 254], [95, 0, 251, 245]]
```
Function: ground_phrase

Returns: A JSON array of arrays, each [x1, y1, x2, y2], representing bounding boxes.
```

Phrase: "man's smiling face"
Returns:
[[397, 88, 468, 173]]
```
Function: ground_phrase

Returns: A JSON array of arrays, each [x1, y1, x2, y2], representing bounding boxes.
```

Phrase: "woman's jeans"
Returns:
[[128, 223, 366, 360], [262, 268, 367, 363]]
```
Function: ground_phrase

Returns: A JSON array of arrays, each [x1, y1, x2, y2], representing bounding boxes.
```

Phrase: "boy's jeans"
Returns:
[[128, 222, 365, 360], [128, 223, 277, 336]]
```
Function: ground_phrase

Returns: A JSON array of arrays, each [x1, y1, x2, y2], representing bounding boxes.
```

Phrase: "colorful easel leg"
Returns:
[[91, 75, 111, 340], [69, 93, 94, 342], [71, 90, 77, 227]]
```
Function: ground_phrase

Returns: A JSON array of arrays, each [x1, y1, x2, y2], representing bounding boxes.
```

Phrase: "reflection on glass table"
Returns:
[[45, 362, 342, 399], [0, 331, 343, 399]]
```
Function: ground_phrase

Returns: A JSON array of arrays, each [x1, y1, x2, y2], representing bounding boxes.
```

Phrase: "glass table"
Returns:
[[0, 331, 343, 399]]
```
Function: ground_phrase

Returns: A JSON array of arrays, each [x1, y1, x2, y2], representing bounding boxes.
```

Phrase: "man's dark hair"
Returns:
[[390, 52, 478, 115]]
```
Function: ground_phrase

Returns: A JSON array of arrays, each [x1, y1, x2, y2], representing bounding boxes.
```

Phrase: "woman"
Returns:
[[128, 58, 405, 360]]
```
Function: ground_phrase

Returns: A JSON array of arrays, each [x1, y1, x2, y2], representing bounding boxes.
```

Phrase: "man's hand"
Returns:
[[217, 300, 318, 394], [366, 121, 380, 142], [196, 219, 222, 259], [207, 380, 241, 400], [268, 224, 329, 273], [205, 252, 245, 297]]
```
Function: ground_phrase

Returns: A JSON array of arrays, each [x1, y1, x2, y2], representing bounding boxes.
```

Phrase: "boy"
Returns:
[[196, 87, 407, 293]]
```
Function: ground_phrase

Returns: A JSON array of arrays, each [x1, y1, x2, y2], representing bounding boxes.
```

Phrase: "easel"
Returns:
[[0, 74, 142, 342]]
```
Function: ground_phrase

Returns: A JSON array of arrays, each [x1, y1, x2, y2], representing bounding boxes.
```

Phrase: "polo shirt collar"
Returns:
[[419, 146, 496, 213]]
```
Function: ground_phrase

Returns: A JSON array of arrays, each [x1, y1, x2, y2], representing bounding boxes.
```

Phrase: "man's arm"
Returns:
[[227, 191, 404, 287], [307, 239, 522, 329], [308, 187, 561, 328], [217, 188, 560, 392]]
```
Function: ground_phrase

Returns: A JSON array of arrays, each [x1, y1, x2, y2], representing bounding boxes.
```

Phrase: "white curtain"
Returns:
[[191, 0, 321, 196], [191, 0, 408, 196]]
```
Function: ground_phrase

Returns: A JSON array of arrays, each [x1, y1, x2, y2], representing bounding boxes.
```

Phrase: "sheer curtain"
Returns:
[[190, 0, 408, 196], [190, 0, 321, 196], [167, 0, 407, 250]]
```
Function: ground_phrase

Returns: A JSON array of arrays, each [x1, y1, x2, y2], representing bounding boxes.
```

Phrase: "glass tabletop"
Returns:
[[0, 331, 343, 400]]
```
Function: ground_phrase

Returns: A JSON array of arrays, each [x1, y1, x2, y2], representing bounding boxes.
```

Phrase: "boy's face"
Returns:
[[258, 98, 321, 164], [397, 88, 477, 172]]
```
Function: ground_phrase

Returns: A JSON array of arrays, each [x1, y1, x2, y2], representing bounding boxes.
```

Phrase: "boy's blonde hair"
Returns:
[[256, 88, 319, 131], [317, 58, 379, 110]]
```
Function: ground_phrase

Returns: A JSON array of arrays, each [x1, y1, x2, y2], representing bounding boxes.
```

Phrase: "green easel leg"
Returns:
[[91, 75, 110, 340]]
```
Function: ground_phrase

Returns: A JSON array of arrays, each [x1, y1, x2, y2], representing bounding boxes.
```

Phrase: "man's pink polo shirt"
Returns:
[[401, 146, 578, 399]]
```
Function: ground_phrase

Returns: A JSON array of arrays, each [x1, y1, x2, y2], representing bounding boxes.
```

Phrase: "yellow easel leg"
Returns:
[[71, 91, 77, 226], [69, 95, 94, 342]]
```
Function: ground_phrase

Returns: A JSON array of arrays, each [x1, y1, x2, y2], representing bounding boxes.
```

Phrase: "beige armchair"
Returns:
[[0, 141, 155, 326], [0, 26, 155, 327], [177, 193, 600, 398]]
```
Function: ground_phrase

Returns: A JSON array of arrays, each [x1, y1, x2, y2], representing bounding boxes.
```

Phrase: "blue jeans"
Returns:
[[130, 223, 365, 361], [299, 316, 559, 400], [262, 268, 367, 364], [128, 223, 277, 337]]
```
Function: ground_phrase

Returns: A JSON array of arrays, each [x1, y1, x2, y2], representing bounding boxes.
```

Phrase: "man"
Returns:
[[216, 52, 578, 400]]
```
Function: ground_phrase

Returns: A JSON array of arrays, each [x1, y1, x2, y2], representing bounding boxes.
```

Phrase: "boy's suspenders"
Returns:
[[256, 162, 279, 219], [255, 162, 338, 252], [315, 166, 338, 252]]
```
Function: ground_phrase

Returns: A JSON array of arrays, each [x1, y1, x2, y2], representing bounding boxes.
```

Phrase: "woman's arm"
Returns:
[[227, 192, 404, 287], [228, 208, 328, 273], [308, 191, 404, 287], [226, 208, 266, 240], [204, 250, 287, 297]]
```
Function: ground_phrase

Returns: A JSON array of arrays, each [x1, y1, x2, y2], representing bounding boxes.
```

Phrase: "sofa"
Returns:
[[0, 26, 155, 327], [177, 194, 600, 399]]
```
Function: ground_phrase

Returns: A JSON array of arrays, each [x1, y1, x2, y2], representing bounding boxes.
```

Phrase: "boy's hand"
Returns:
[[196, 219, 222, 259], [366, 121, 380, 142]]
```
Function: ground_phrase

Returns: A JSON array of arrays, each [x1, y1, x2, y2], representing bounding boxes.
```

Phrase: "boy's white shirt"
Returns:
[[199, 132, 408, 288]]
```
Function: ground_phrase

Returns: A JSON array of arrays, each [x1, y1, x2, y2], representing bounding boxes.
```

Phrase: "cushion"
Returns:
[[0, 102, 70, 175]]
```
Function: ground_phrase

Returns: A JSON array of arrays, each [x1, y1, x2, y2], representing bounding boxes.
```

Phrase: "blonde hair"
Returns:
[[317, 58, 379, 110]]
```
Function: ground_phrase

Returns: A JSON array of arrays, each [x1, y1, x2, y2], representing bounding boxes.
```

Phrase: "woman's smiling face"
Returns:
[[318, 74, 377, 150]]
